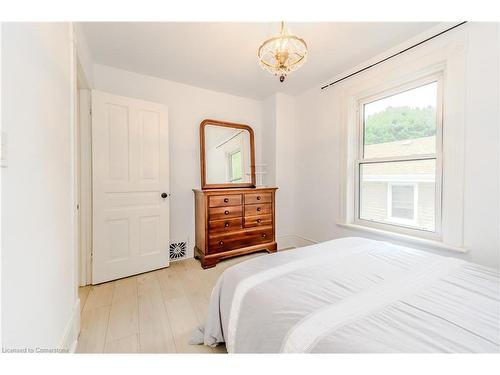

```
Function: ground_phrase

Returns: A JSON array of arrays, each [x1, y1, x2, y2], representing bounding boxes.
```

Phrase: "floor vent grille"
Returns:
[[169, 241, 187, 261]]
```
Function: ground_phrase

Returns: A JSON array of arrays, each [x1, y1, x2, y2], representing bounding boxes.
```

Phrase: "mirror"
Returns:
[[200, 119, 255, 189]]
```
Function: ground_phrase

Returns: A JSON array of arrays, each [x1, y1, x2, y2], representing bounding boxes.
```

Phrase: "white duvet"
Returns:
[[191, 237, 500, 353]]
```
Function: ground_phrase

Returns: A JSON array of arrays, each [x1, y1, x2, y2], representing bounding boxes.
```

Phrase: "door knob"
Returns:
[[161, 192, 168, 199]]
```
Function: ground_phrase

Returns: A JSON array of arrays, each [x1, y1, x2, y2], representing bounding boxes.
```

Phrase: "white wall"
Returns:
[[261, 95, 276, 187], [274, 94, 298, 247], [1, 23, 78, 349], [261, 93, 304, 249], [293, 23, 500, 268], [92, 64, 264, 256], [461, 23, 500, 268]]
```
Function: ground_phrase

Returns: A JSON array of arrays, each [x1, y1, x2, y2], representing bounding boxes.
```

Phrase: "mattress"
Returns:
[[191, 237, 500, 353]]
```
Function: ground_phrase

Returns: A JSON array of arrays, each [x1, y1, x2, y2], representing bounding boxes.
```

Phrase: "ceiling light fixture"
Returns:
[[258, 22, 308, 83]]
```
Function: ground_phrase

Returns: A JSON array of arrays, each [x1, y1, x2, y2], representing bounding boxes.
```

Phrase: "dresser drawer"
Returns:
[[208, 228, 273, 254], [244, 214, 272, 228], [209, 194, 242, 208], [209, 217, 243, 233], [245, 203, 272, 216], [208, 205, 243, 220], [244, 192, 272, 205]]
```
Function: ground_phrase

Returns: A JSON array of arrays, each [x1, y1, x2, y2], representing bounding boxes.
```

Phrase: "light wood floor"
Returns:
[[76, 252, 264, 353]]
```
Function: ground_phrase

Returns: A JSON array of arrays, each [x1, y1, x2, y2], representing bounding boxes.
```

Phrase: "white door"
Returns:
[[92, 90, 169, 284]]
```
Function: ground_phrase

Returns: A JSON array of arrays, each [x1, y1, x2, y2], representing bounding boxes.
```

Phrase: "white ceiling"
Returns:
[[80, 22, 440, 99]]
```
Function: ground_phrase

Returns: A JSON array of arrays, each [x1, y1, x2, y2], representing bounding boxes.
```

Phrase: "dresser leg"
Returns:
[[201, 257, 218, 269], [266, 242, 278, 253], [194, 246, 218, 269]]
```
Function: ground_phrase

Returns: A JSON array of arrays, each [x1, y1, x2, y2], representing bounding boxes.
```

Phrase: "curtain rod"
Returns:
[[320, 22, 467, 90], [216, 130, 244, 149]]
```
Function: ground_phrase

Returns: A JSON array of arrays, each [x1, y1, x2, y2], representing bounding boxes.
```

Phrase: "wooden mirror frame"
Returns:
[[200, 119, 256, 190]]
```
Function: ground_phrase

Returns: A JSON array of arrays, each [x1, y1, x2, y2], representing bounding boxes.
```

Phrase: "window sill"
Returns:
[[337, 223, 467, 254]]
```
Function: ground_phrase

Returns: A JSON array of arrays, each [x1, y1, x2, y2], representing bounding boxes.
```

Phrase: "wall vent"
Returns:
[[169, 241, 187, 261]]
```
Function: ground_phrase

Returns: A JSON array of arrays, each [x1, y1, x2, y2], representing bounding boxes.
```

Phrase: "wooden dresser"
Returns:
[[193, 187, 278, 268]]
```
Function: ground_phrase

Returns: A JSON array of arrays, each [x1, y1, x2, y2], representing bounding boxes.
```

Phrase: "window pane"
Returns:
[[363, 82, 437, 159], [230, 151, 242, 182], [359, 159, 436, 231]]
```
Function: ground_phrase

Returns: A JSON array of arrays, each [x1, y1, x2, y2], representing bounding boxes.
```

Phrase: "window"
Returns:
[[228, 149, 243, 182], [388, 183, 417, 224], [356, 76, 442, 236]]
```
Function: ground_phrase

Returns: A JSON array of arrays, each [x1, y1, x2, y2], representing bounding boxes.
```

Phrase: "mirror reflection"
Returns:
[[204, 125, 252, 185]]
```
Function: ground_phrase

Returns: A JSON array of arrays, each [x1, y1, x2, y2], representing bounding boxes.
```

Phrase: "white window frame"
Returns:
[[354, 73, 443, 240], [387, 182, 418, 226]]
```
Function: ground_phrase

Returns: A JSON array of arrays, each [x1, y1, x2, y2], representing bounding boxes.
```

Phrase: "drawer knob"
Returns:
[[261, 233, 267, 238], [224, 198, 229, 203], [224, 222, 229, 227], [224, 210, 229, 215], [219, 240, 224, 245], [257, 207, 261, 212], [256, 196, 261, 200], [257, 219, 261, 223]]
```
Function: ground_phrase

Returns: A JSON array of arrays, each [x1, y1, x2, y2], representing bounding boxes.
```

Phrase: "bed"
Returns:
[[190, 237, 500, 353]]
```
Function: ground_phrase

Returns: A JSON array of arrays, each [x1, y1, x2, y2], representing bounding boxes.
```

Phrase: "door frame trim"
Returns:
[[78, 87, 92, 286], [76, 44, 92, 286]]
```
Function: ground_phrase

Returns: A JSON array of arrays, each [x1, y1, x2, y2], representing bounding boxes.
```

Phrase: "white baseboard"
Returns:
[[60, 299, 80, 353], [277, 234, 317, 250]]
